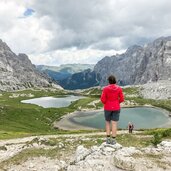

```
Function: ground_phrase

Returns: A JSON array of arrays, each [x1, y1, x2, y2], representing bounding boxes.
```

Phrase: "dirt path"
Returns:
[[0, 130, 137, 146]]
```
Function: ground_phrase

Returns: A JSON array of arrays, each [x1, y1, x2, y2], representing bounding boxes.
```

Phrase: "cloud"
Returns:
[[0, 0, 52, 54], [29, 48, 125, 66], [32, 0, 171, 51], [1, 0, 171, 65]]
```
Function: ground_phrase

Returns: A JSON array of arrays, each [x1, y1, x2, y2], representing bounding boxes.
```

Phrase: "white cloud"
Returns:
[[0, 0, 52, 54], [29, 48, 125, 66], [1, 0, 171, 65]]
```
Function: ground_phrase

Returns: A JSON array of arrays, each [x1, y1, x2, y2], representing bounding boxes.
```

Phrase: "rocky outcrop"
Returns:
[[69, 141, 171, 171], [0, 39, 61, 91], [94, 36, 171, 86], [1, 136, 171, 171], [139, 80, 171, 99]]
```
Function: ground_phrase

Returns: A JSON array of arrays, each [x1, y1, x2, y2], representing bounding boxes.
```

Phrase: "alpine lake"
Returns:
[[21, 96, 171, 129]]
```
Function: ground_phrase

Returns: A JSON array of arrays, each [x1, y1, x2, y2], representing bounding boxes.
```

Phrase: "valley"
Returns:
[[0, 37, 171, 170]]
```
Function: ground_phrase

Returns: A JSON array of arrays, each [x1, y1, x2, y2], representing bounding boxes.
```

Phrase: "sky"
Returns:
[[1, 0, 171, 66]]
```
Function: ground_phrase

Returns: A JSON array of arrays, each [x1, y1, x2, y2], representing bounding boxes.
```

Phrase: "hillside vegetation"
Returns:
[[0, 86, 171, 139]]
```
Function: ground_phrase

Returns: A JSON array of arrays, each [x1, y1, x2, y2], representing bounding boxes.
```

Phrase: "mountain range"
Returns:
[[36, 64, 94, 81], [0, 39, 61, 91], [1, 36, 171, 91], [60, 36, 171, 89]]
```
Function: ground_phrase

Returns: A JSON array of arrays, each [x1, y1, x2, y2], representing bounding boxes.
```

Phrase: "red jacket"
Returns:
[[100, 84, 124, 111]]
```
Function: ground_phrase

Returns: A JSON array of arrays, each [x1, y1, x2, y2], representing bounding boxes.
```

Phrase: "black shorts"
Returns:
[[104, 110, 120, 121]]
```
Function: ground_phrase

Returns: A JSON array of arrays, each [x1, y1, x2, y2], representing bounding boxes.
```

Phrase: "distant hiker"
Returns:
[[169, 113, 171, 117], [100, 75, 124, 145], [128, 122, 134, 133]]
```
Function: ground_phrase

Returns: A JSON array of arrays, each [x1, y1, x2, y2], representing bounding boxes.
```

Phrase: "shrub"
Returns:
[[151, 132, 162, 147], [161, 128, 171, 138]]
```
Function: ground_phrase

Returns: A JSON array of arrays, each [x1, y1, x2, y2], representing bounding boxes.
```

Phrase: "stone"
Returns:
[[140, 80, 171, 99], [0, 39, 62, 91], [75, 145, 91, 162]]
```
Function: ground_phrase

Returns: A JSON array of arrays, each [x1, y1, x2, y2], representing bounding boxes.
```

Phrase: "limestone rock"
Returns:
[[94, 36, 171, 86], [68, 141, 171, 171], [1, 136, 171, 171], [139, 80, 171, 99], [0, 39, 61, 91], [75, 145, 91, 162], [6, 157, 67, 171]]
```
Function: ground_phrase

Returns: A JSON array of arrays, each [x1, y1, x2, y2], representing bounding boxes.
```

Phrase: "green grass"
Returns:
[[69, 97, 99, 109], [0, 87, 171, 139], [80, 87, 101, 96], [145, 128, 171, 139], [0, 89, 100, 139], [123, 87, 140, 96], [126, 97, 171, 112], [117, 134, 152, 147]]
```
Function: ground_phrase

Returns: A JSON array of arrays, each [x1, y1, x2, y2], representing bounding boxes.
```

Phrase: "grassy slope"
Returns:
[[0, 86, 171, 139], [0, 89, 98, 139], [0, 87, 171, 169]]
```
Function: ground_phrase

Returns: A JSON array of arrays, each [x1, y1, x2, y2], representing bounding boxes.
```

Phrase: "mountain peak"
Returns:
[[0, 39, 61, 91], [94, 36, 171, 86], [0, 39, 11, 52], [125, 45, 143, 55]]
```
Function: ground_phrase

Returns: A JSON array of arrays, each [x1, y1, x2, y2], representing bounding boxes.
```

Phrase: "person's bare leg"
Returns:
[[105, 121, 111, 136], [111, 121, 117, 137]]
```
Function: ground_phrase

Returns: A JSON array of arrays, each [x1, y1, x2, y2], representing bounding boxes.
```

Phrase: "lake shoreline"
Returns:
[[54, 110, 101, 130], [54, 106, 171, 130]]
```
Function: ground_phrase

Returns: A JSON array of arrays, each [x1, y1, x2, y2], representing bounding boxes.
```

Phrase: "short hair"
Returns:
[[108, 75, 116, 84]]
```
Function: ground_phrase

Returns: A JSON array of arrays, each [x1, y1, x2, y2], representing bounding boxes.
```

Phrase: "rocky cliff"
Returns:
[[94, 36, 171, 86], [139, 80, 171, 100], [0, 39, 61, 91]]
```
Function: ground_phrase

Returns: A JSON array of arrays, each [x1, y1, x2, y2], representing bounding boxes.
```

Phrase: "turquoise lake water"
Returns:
[[21, 96, 170, 129], [71, 107, 170, 129]]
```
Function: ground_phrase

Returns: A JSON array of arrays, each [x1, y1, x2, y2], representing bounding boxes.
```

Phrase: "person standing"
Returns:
[[128, 122, 134, 133], [100, 75, 124, 145]]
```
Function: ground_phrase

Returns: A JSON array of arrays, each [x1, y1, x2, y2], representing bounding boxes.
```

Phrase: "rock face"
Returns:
[[94, 36, 171, 86], [140, 80, 171, 99], [0, 39, 61, 91]]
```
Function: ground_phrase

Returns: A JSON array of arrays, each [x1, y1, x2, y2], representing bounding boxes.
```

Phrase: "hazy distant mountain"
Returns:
[[61, 36, 171, 89], [36, 64, 94, 81], [0, 39, 61, 91], [59, 69, 101, 90]]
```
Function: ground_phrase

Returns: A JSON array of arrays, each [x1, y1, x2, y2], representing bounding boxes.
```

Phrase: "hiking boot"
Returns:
[[110, 138, 116, 145], [106, 137, 111, 144]]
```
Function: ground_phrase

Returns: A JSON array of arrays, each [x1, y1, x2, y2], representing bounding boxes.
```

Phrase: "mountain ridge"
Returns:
[[61, 36, 171, 89], [0, 39, 61, 91], [95, 36, 171, 86], [36, 64, 95, 81]]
